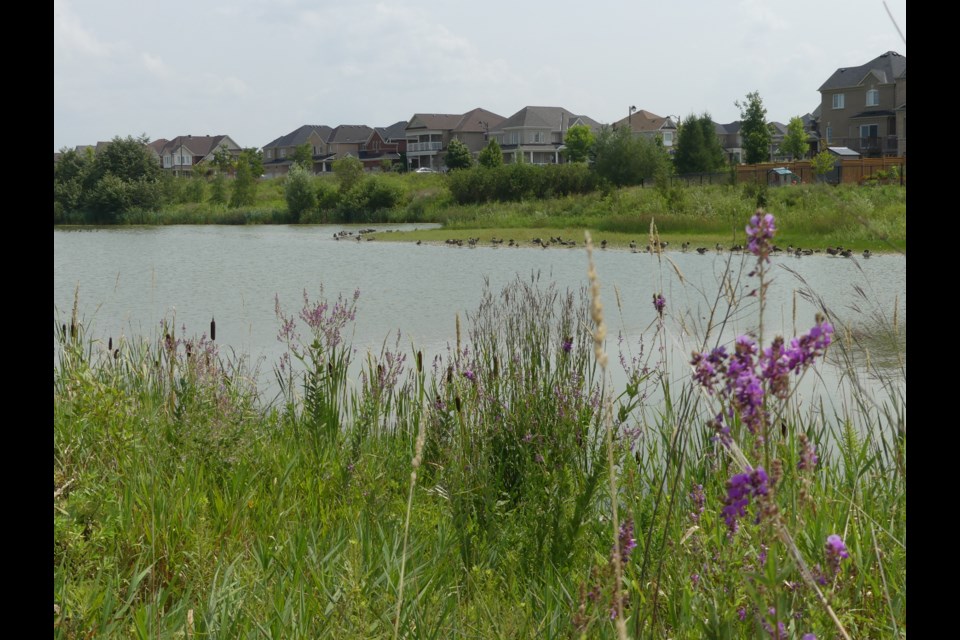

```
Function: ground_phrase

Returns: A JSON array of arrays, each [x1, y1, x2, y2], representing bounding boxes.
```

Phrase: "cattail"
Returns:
[[108, 337, 113, 351], [416, 350, 423, 373], [114, 348, 120, 360], [455, 396, 462, 413], [493, 355, 499, 379], [210, 317, 216, 341]]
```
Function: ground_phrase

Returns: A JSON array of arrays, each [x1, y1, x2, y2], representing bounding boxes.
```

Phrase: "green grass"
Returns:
[[54, 226, 905, 638]]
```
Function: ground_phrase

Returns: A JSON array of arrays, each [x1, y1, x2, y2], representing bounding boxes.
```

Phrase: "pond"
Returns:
[[54, 224, 906, 409]]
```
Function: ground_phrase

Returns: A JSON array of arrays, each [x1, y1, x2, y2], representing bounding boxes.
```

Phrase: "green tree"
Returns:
[[810, 150, 836, 182], [333, 156, 364, 193], [562, 124, 595, 163], [444, 138, 473, 170], [80, 135, 165, 221], [209, 172, 227, 204], [284, 163, 317, 219], [292, 143, 313, 172], [229, 150, 258, 208], [780, 116, 809, 160], [592, 125, 669, 187], [54, 147, 93, 216], [672, 113, 725, 174], [478, 139, 503, 169], [211, 147, 235, 174], [244, 148, 264, 178], [736, 91, 772, 164]]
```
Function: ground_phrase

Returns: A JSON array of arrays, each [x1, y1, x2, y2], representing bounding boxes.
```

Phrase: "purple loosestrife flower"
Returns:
[[825, 534, 850, 576], [798, 435, 818, 471], [721, 467, 769, 533], [689, 483, 706, 524], [463, 368, 476, 382], [802, 635, 817, 640], [653, 293, 666, 316], [561, 336, 573, 353], [746, 211, 777, 262], [785, 315, 834, 373], [691, 346, 728, 394], [738, 607, 747, 622], [614, 518, 637, 566]]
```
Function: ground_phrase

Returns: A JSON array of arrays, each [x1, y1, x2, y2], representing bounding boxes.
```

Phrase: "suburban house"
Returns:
[[326, 125, 374, 164], [358, 121, 407, 171], [158, 135, 242, 176], [817, 51, 906, 157], [489, 106, 602, 165], [611, 109, 678, 151], [261, 125, 333, 177], [404, 108, 505, 170], [145, 138, 168, 167], [714, 121, 743, 164]]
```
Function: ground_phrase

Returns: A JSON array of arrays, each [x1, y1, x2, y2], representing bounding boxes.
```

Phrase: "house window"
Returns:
[[825, 126, 832, 142], [266, 150, 273, 159], [662, 131, 673, 146], [530, 131, 544, 143], [866, 89, 879, 107], [280, 149, 286, 158], [860, 124, 879, 140], [832, 94, 845, 109], [163, 155, 171, 168]]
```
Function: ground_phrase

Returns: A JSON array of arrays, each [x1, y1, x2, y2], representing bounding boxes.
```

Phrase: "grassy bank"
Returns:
[[54, 213, 905, 639], [56, 171, 906, 253]]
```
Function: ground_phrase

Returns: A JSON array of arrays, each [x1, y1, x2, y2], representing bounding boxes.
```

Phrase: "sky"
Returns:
[[54, 0, 906, 152]]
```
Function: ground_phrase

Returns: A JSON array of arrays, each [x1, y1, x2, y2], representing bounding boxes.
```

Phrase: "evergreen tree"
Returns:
[[444, 138, 473, 170], [674, 113, 726, 174], [478, 139, 503, 169]]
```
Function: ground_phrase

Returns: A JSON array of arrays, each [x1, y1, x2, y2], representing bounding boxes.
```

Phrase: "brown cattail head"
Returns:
[[417, 350, 423, 373], [108, 337, 113, 351], [455, 396, 462, 413], [114, 348, 120, 360], [210, 317, 216, 341]]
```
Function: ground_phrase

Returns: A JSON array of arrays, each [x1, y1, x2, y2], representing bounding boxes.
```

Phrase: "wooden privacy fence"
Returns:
[[733, 157, 907, 186], [646, 158, 907, 188]]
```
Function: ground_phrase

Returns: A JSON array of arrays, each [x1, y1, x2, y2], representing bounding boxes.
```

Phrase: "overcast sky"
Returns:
[[54, 0, 906, 152]]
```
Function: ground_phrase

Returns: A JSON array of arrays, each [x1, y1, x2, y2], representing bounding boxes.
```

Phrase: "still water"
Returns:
[[54, 224, 906, 404]]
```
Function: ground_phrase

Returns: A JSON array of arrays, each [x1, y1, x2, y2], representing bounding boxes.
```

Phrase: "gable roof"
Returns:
[[493, 106, 602, 132], [263, 125, 333, 150], [714, 121, 741, 135], [453, 107, 506, 133], [160, 135, 237, 158], [819, 51, 906, 91], [328, 125, 374, 144], [612, 109, 677, 133], [376, 120, 409, 142], [406, 113, 465, 131]]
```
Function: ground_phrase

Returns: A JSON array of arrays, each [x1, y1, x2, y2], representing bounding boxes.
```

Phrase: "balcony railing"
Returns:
[[829, 136, 899, 155], [407, 142, 443, 153]]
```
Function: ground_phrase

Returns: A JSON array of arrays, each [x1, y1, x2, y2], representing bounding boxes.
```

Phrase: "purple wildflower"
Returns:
[[689, 483, 705, 524], [691, 346, 728, 394], [614, 518, 637, 566], [690, 573, 700, 588], [721, 467, 769, 533], [802, 635, 817, 640], [798, 435, 818, 471], [825, 534, 849, 576], [463, 369, 476, 382], [653, 293, 666, 316], [561, 336, 573, 353], [738, 607, 747, 622], [746, 211, 777, 262]]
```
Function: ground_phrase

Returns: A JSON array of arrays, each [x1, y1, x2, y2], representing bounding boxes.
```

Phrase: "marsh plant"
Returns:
[[54, 210, 904, 638]]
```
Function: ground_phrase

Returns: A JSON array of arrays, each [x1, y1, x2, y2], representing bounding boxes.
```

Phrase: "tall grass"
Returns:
[[54, 209, 905, 638]]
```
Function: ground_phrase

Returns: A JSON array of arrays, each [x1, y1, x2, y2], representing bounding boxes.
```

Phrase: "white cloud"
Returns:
[[142, 53, 171, 78], [54, 0, 113, 58]]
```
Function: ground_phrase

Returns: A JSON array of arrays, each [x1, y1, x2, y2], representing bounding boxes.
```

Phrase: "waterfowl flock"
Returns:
[[332, 231, 884, 257]]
